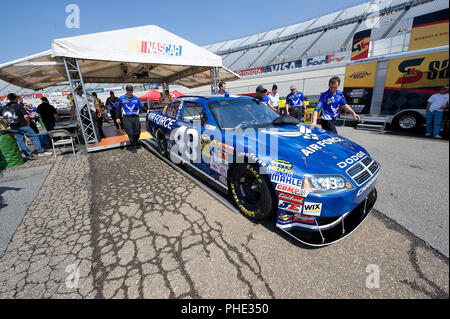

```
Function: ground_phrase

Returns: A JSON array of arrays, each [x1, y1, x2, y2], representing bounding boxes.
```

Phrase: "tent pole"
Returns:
[[63, 57, 99, 148], [210, 67, 219, 95]]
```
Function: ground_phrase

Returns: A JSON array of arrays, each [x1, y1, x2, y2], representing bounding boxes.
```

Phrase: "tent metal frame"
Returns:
[[63, 58, 99, 148]]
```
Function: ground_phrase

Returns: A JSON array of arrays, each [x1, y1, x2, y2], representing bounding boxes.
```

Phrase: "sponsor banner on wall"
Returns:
[[235, 67, 264, 77], [343, 61, 378, 114], [351, 29, 371, 61], [234, 52, 349, 77], [384, 51, 449, 90], [409, 9, 449, 51], [265, 60, 302, 73]]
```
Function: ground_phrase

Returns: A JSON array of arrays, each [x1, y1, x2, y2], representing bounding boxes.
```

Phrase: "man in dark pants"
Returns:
[[106, 91, 122, 130], [37, 97, 60, 132], [286, 85, 306, 120], [311, 77, 360, 134], [92, 93, 105, 139], [116, 85, 144, 153]]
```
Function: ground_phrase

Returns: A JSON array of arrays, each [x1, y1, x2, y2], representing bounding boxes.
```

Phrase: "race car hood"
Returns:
[[234, 123, 369, 176]]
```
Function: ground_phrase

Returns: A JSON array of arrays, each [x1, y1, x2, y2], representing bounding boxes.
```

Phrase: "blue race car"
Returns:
[[146, 96, 380, 246]]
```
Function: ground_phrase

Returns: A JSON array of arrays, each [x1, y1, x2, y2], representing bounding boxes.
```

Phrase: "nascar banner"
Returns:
[[408, 9, 449, 52], [343, 61, 378, 114], [351, 29, 371, 61]]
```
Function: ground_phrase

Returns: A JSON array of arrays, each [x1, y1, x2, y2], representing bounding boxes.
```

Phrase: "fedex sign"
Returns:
[[306, 53, 348, 67]]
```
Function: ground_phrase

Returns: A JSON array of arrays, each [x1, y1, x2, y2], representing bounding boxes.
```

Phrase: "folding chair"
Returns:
[[48, 130, 76, 158]]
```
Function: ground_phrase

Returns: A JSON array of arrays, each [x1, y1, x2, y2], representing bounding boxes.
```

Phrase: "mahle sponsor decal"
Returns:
[[271, 174, 302, 187]]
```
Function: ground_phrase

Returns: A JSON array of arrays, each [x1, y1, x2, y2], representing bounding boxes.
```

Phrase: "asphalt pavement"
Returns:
[[337, 127, 449, 257], [0, 138, 447, 299]]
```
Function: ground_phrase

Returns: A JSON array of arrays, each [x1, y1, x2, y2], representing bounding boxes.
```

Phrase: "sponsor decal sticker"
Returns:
[[278, 192, 304, 205], [275, 184, 309, 197], [270, 159, 293, 169], [219, 175, 228, 186], [271, 174, 302, 187], [303, 202, 322, 217], [293, 213, 316, 224], [278, 212, 293, 224], [337, 151, 366, 169], [278, 200, 303, 214], [300, 137, 344, 157], [149, 113, 176, 129]]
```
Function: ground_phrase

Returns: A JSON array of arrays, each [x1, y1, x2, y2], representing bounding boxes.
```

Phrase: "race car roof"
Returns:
[[0, 25, 239, 91]]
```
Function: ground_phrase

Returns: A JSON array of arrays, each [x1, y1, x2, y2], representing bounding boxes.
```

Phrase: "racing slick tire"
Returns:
[[156, 129, 168, 157], [229, 164, 275, 221]]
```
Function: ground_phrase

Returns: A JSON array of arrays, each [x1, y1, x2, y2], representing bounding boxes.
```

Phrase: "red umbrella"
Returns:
[[139, 89, 161, 102], [170, 90, 185, 99]]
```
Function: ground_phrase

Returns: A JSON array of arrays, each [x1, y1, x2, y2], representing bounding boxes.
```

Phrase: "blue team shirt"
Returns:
[[215, 90, 230, 97], [261, 95, 269, 104], [106, 97, 120, 110], [315, 89, 347, 120], [117, 95, 144, 116], [286, 91, 305, 108]]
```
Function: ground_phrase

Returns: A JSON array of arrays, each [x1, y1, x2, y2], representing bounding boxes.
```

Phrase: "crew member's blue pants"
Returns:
[[426, 111, 443, 137], [13, 125, 44, 157]]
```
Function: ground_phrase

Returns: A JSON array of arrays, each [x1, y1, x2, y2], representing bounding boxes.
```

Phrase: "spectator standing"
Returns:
[[106, 91, 122, 130], [18, 97, 40, 134], [267, 84, 279, 113], [116, 85, 144, 153], [37, 97, 60, 132], [67, 93, 76, 120], [159, 89, 173, 107], [215, 81, 230, 97], [286, 85, 306, 120], [92, 93, 105, 139], [0, 93, 51, 158], [425, 85, 449, 139], [311, 77, 360, 134]]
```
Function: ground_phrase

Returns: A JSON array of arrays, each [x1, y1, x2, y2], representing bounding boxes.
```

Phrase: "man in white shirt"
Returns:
[[426, 85, 449, 139], [267, 84, 279, 113]]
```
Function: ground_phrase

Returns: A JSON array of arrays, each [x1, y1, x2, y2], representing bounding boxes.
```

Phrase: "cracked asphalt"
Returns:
[[0, 142, 447, 299]]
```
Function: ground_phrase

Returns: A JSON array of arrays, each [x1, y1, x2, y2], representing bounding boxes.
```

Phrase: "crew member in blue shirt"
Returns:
[[215, 81, 230, 97], [116, 85, 144, 152], [312, 76, 360, 134], [106, 91, 122, 130], [255, 85, 270, 106], [286, 85, 306, 120]]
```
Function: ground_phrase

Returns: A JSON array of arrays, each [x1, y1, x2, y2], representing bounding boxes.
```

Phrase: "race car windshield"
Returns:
[[208, 98, 280, 130]]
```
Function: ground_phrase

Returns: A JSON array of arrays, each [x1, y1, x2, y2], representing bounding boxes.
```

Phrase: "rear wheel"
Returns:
[[392, 111, 423, 132], [229, 164, 275, 220]]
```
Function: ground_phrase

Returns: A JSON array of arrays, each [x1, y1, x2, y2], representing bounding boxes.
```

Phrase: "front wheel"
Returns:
[[156, 129, 168, 157], [229, 164, 275, 221]]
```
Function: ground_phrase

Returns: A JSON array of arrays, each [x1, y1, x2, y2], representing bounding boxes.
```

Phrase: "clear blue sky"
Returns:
[[0, 0, 368, 63]]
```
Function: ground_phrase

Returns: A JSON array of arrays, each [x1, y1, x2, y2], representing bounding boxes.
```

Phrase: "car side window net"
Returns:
[[180, 101, 206, 124], [166, 102, 179, 119]]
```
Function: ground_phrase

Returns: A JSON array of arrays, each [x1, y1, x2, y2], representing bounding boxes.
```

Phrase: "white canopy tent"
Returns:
[[0, 25, 239, 151], [0, 25, 238, 91]]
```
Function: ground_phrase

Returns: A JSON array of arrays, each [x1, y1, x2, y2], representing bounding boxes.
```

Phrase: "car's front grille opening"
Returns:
[[346, 156, 380, 186]]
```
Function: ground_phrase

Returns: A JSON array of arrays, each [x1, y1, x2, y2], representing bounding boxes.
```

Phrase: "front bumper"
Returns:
[[276, 188, 377, 246]]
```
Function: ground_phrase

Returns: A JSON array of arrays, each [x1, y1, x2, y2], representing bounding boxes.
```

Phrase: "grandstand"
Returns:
[[1, 0, 448, 102]]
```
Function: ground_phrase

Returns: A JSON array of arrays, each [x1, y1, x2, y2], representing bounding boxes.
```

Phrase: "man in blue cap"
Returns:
[[116, 85, 144, 152]]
